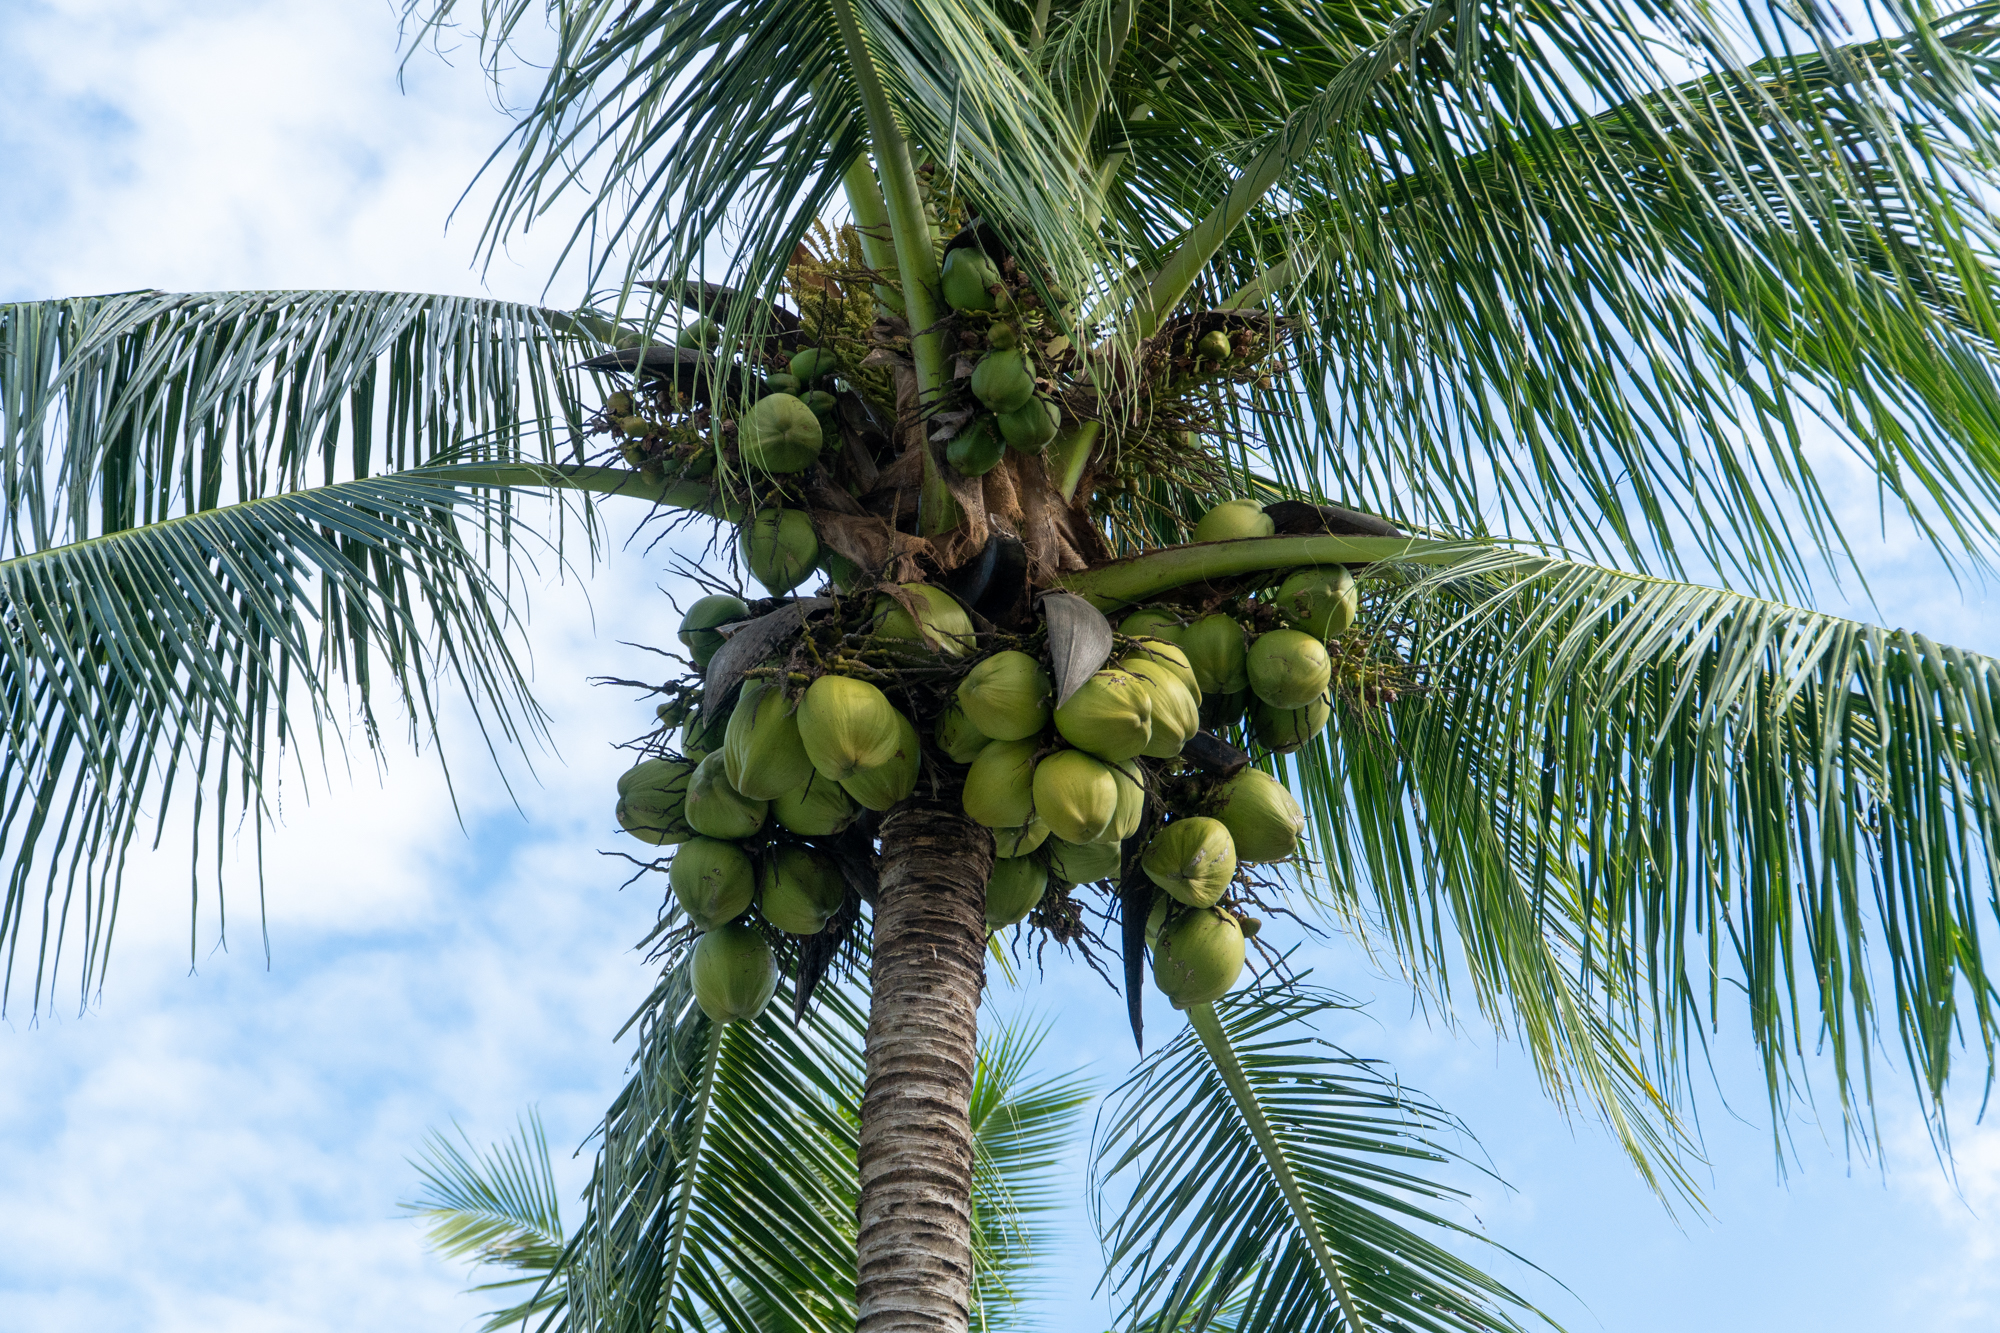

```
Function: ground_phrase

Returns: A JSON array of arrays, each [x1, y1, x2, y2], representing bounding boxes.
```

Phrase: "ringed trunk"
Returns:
[[857, 796, 994, 1331]]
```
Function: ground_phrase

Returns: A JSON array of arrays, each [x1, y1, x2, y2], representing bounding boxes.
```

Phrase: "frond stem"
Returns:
[[842, 156, 906, 316], [654, 1017, 724, 1330], [1052, 534, 1509, 608]]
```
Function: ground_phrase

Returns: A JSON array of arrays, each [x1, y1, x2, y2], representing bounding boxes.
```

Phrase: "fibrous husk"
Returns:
[[957, 650, 1052, 741], [872, 583, 975, 657], [1031, 749, 1119, 844], [1047, 837, 1122, 885], [1141, 817, 1238, 908], [1152, 906, 1245, 1008], [771, 773, 857, 836], [741, 509, 820, 594], [757, 845, 846, 935], [993, 818, 1052, 857], [840, 708, 921, 811], [1274, 565, 1358, 639], [693, 922, 779, 1023], [936, 701, 994, 764], [985, 857, 1048, 928], [1052, 669, 1154, 762], [1124, 658, 1200, 759], [970, 348, 1037, 412], [1246, 628, 1332, 710], [798, 675, 903, 779], [1180, 614, 1249, 695], [615, 758, 696, 846], [670, 836, 756, 930], [679, 594, 751, 670], [684, 750, 770, 839], [1216, 767, 1306, 863], [1192, 499, 1275, 542], [963, 736, 1039, 829], [737, 392, 826, 473], [724, 680, 815, 800], [1251, 696, 1331, 754]]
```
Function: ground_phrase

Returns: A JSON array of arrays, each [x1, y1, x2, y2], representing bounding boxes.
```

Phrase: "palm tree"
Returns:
[[7, 0, 2000, 1326]]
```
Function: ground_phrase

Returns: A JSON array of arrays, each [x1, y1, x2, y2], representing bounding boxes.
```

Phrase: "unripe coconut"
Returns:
[[957, 650, 1052, 741], [1107, 763, 1146, 843], [962, 736, 1039, 829], [1047, 837, 1121, 885], [1200, 689, 1247, 731], [821, 550, 865, 594], [997, 398, 1060, 452], [736, 393, 825, 473], [670, 837, 756, 930], [757, 845, 845, 935], [678, 594, 750, 670], [740, 509, 819, 594], [801, 389, 838, 416], [693, 923, 778, 1024], [970, 348, 1037, 413], [1152, 907, 1245, 1008], [724, 681, 815, 800], [872, 584, 974, 657], [1125, 658, 1200, 759], [615, 758, 695, 846], [936, 702, 993, 764], [1032, 749, 1119, 844], [993, 818, 1051, 857], [606, 390, 635, 416], [1252, 696, 1331, 754], [840, 709, 920, 811], [788, 347, 839, 384], [1052, 669, 1154, 763], [772, 773, 857, 836], [1123, 638, 1200, 700], [1119, 608, 1184, 642], [677, 317, 719, 349], [985, 857, 1047, 928], [1246, 629, 1332, 710], [1273, 566, 1358, 640], [684, 751, 769, 840], [1179, 614, 1250, 695], [1141, 817, 1237, 908], [941, 246, 1001, 312], [1193, 499, 1275, 543], [797, 675, 903, 779], [985, 323, 1021, 350], [681, 704, 730, 761], [1216, 768, 1307, 863], [763, 372, 801, 395], [1195, 329, 1232, 361], [946, 418, 1006, 476]]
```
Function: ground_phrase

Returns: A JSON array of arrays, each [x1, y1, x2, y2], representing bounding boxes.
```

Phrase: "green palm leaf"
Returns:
[[407, 1113, 571, 1332]]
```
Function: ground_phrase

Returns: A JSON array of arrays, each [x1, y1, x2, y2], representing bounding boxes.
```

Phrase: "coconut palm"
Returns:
[[7, 0, 2000, 1327]]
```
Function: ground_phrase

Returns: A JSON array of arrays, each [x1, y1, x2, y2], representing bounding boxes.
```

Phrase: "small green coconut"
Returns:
[[1200, 689, 1247, 731], [946, 417, 1006, 476], [872, 584, 974, 657], [1032, 749, 1120, 844], [1047, 837, 1122, 885], [1152, 907, 1245, 1008], [693, 923, 778, 1023], [615, 758, 695, 846], [723, 680, 815, 800], [797, 675, 904, 779], [670, 837, 756, 930], [1193, 499, 1275, 543], [1141, 817, 1237, 908], [736, 392, 826, 473], [1118, 608, 1185, 642], [1179, 614, 1249, 695], [758, 845, 846, 935], [984, 857, 1048, 928], [992, 818, 1052, 857], [678, 594, 750, 670], [1123, 638, 1200, 700], [957, 650, 1053, 741], [936, 701, 994, 764], [1195, 329, 1232, 361], [771, 773, 857, 836], [1052, 669, 1155, 763], [1125, 657, 1200, 759], [941, 246, 1001, 312], [1246, 628, 1332, 710], [1251, 696, 1331, 754], [997, 398, 1060, 453], [1215, 768, 1307, 863], [788, 347, 840, 384], [677, 317, 719, 349], [1273, 565, 1357, 640], [801, 388, 838, 416], [840, 709, 921, 811], [763, 372, 801, 395], [969, 348, 1037, 413], [1104, 761, 1145, 844], [683, 750, 769, 840], [962, 736, 1039, 829], [740, 509, 819, 594]]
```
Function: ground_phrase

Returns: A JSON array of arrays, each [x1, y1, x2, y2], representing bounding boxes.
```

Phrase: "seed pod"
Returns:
[[684, 751, 769, 840], [997, 398, 1060, 452], [670, 837, 756, 930], [872, 584, 974, 657], [946, 417, 1006, 476], [692, 923, 778, 1023], [1052, 669, 1154, 763], [942, 246, 1001, 312], [1192, 499, 1275, 543], [840, 709, 921, 811], [1246, 629, 1332, 710], [771, 773, 858, 836], [724, 680, 815, 800], [936, 701, 994, 764], [1152, 907, 1245, 1008], [678, 594, 750, 670], [985, 857, 1047, 928], [789, 347, 840, 384], [1141, 817, 1238, 908], [1215, 768, 1306, 863], [740, 509, 820, 594], [797, 675, 903, 779], [963, 736, 1039, 829], [758, 845, 846, 935], [737, 393, 826, 473], [957, 650, 1053, 741], [1125, 657, 1200, 758], [970, 348, 1037, 413], [1251, 696, 1331, 754], [1047, 837, 1121, 885], [1179, 614, 1249, 695], [1273, 566, 1358, 640], [615, 758, 696, 846], [1032, 749, 1119, 844]]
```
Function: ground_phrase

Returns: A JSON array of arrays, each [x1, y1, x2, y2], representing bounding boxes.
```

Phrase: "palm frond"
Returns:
[[405, 1113, 570, 1333]]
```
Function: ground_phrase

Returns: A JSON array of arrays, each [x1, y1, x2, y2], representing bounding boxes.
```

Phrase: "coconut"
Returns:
[[1195, 329, 1231, 361], [740, 509, 819, 594], [1052, 669, 1154, 762], [797, 675, 903, 779], [1273, 565, 1357, 640], [1179, 614, 1249, 696], [681, 704, 730, 761], [1104, 763, 1145, 845], [992, 818, 1051, 857], [670, 837, 756, 930], [936, 702, 994, 764], [677, 317, 719, 349], [872, 584, 974, 657], [1141, 817, 1237, 908], [969, 348, 1037, 413], [736, 393, 825, 473], [1032, 749, 1119, 844], [1251, 697, 1331, 754], [801, 389, 838, 416], [941, 246, 1001, 312], [1124, 658, 1200, 759], [1047, 837, 1122, 885], [821, 550, 865, 594], [1193, 499, 1275, 543], [763, 372, 801, 395], [1123, 638, 1200, 700], [962, 736, 1039, 829], [1216, 768, 1307, 863], [678, 594, 750, 670], [723, 681, 815, 800], [997, 398, 1060, 452], [1119, 608, 1184, 641], [1200, 689, 1247, 731], [1144, 893, 1171, 946], [606, 391, 635, 416], [957, 650, 1053, 741], [984, 857, 1047, 928], [946, 417, 1006, 476], [692, 923, 778, 1024], [840, 709, 921, 811], [757, 845, 845, 935], [1152, 907, 1245, 1008], [788, 347, 839, 384], [771, 773, 857, 836], [683, 751, 769, 840], [615, 759, 695, 846], [1246, 629, 1332, 710]]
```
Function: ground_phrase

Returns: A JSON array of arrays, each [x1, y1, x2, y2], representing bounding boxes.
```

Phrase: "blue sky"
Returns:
[[2, 2, 1997, 1330]]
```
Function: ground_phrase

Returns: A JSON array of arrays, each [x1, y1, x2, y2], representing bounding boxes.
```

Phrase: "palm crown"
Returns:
[[6, 0, 2000, 1327]]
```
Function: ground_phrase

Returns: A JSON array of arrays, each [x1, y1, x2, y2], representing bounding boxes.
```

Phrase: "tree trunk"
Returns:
[[856, 796, 993, 1332]]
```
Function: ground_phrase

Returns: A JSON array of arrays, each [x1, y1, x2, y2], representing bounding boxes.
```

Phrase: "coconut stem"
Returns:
[[1185, 1001, 1369, 1332], [843, 156, 907, 317], [655, 1016, 724, 1324]]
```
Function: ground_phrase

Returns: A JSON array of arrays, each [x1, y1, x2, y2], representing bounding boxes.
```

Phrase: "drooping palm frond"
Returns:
[[1093, 985, 1552, 1333], [406, 1113, 571, 1332]]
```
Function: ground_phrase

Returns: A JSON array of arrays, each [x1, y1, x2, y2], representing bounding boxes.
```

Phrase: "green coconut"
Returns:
[[797, 675, 903, 779], [1121, 609, 1186, 642], [1144, 893, 1172, 947], [736, 393, 825, 473], [1195, 329, 1232, 361], [1200, 689, 1247, 731], [1252, 696, 1331, 754], [942, 246, 1001, 312], [723, 681, 815, 800], [683, 751, 769, 840], [1052, 669, 1154, 763], [1216, 768, 1307, 863], [993, 818, 1052, 857], [615, 758, 695, 846], [789, 347, 840, 384], [1152, 907, 1245, 1008], [946, 417, 1006, 476], [962, 736, 1039, 829], [693, 923, 778, 1023], [1107, 763, 1146, 843], [1032, 749, 1120, 844], [957, 650, 1052, 741], [969, 348, 1037, 413], [605, 391, 635, 416], [1141, 817, 1237, 908], [801, 389, 838, 416], [677, 317, 719, 349], [997, 398, 1060, 452], [1179, 614, 1249, 695], [1274, 565, 1357, 640], [670, 837, 756, 930], [757, 845, 846, 935], [740, 509, 819, 594], [872, 583, 975, 657], [1125, 658, 1200, 759], [1246, 629, 1332, 710], [840, 709, 921, 811], [1123, 638, 1200, 700], [681, 704, 730, 761], [936, 702, 994, 764], [1047, 837, 1122, 885], [821, 550, 866, 594], [771, 773, 857, 836], [763, 371, 801, 395], [985, 857, 1048, 928], [1193, 499, 1276, 543], [678, 594, 750, 670]]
